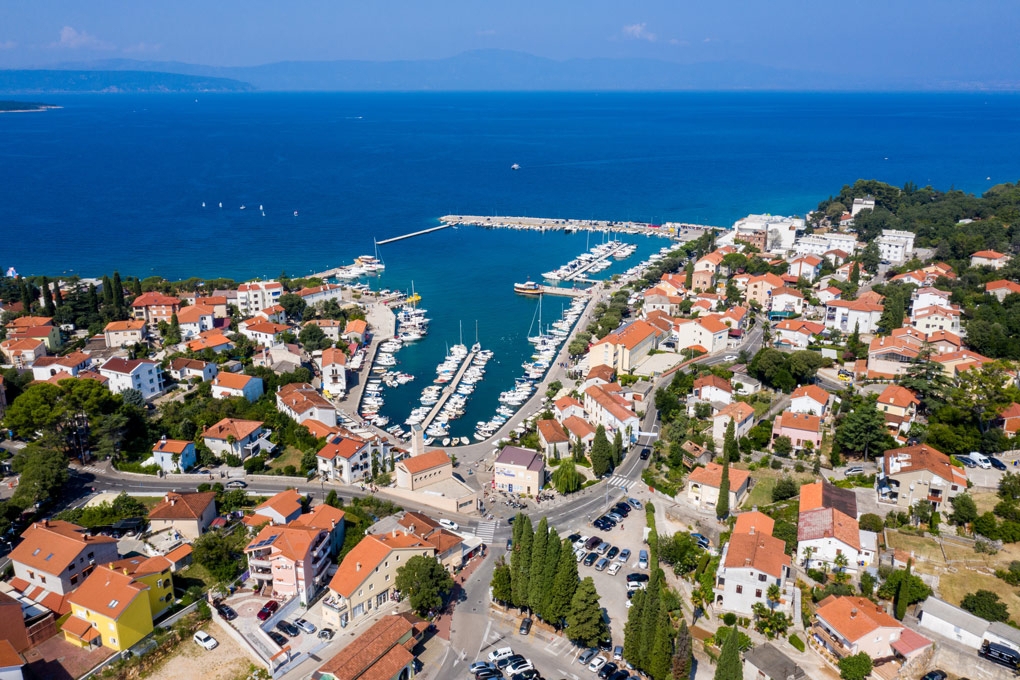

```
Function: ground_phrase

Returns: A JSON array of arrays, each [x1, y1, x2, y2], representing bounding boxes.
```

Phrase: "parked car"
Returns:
[[470, 661, 497, 674], [294, 618, 316, 634], [578, 649, 598, 665], [920, 672, 947, 680], [954, 455, 977, 468], [627, 497, 642, 509], [519, 618, 533, 635], [596, 541, 611, 555], [476, 670, 502, 680], [618, 548, 631, 563], [585, 536, 603, 550], [608, 670, 630, 680], [215, 603, 237, 621], [990, 456, 1008, 470], [605, 512, 624, 523], [627, 580, 646, 591], [639, 448, 651, 460], [256, 600, 279, 621], [506, 659, 533, 675], [593, 518, 611, 531], [597, 516, 617, 528], [268, 631, 288, 647], [193, 631, 218, 650], [509, 670, 539, 680], [496, 655, 525, 670], [225, 480, 247, 489], [691, 533, 710, 549], [613, 503, 631, 516], [607, 562, 622, 576], [626, 573, 650, 583], [638, 550, 649, 569], [506, 538, 513, 551], [488, 647, 514, 663], [573, 535, 590, 550], [276, 620, 300, 637], [567, 533, 582, 546], [599, 662, 619, 679], [606, 546, 620, 560], [439, 518, 460, 531], [613, 645, 624, 661], [575, 547, 586, 562], [844, 466, 864, 476], [588, 655, 607, 673], [583, 552, 598, 567], [595, 557, 610, 571], [318, 628, 335, 641]]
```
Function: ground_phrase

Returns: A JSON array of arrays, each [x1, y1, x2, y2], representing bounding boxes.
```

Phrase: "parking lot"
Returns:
[[219, 591, 337, 670], [569, 498, 652, 647]]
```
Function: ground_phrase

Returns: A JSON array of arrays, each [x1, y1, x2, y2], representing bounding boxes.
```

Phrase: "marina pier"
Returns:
[[440, 214, 719, 238], [376, 224, 452, 245], [421, 350, 478, 430]]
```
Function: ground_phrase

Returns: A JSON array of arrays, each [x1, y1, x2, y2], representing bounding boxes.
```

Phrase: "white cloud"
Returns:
[[0, 40, 16, 51], [50, 26, 115, 50], [622, 23, 657, 42]]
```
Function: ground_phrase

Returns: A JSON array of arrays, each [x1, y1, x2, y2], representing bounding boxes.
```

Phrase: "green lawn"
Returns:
[[136, 496, 168, 510], [745, 476, 777, 508], [267, 445, 304, 471]]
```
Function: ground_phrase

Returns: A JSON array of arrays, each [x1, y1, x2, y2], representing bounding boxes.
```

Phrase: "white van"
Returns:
[[487, 647, 514, 662], [970, 452, 992, 469], [439, 518, 460, 531]]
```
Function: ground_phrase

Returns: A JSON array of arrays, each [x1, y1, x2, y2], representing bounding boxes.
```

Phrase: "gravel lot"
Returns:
[[145, 624, 252, 680]]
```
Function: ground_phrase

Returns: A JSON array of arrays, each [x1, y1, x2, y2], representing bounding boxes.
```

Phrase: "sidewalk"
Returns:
[[431, 549, 491, 641]]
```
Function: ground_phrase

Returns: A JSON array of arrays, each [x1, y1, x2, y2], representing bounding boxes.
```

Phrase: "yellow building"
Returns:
[[63, 565, 153, 652], [109, 555, 175, 619]]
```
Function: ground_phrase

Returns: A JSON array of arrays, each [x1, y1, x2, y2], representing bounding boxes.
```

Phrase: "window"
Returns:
[[735, 585, 742, 594], [385, 574, 390, 581], [756, 589, 762, 598], [758, 574, 766, 582], [717, 577, 725, 586], [109, 622, 116, 631], [71, 575, 78, 586]]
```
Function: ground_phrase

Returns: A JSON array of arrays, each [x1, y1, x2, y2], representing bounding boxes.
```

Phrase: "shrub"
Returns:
[[859, 513, 884, 533], [770, 458, 783, 469], [789, 634, 805, 652], [722, 612, 737, 626], [806, 568, 827, 583]]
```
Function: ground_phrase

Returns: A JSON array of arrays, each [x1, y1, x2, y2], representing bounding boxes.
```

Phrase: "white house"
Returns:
[[910, 306, 962, 337], [691, 374, 733, 408], [30, 351, 92, 381], [175, 304, 215, 340], [317, 433, 392, 485], [789, 384, 830, 416], [917, 597, 990, 651], [788, 255, 823, 282], [714, 519, 792, 616], [686, 462, 751, 511], [202, 418, 273, 460], [674, 315, 730, 354], [876, 229, 915, 264], [211, 372, 264, 402], [297, 283, 345, 306], [971, 250, 1011, 270], [239, 319, 291, 345], [305, 319, 345, 343], [711, 401, 755, 444], [797, 507, 865, 572], [824, 299, 884, 334], [768, 287, 804, 318], [276, 382, 337, 427], [583, 384, 640, 441], [98, 357, 165, 400], [774, 319, 824, 350], [236, 280, 284, 316], [103, 320, 149, 349], [168, 357, 218, 382], [317, 347, 348, 396], [910, 287, 952, 315], [151, 438, 196, 473]]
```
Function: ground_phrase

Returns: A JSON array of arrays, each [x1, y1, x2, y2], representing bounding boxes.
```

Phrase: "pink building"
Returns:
[[771, 411, 823, 451]]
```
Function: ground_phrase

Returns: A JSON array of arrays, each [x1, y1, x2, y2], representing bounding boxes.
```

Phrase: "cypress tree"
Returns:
[[41, 277, 55, 317], [639, 571, 661, 669], [112, 271, 124, 312], [714, 625, 743, 680], [716, 457, 730, 519], [648, 609, 674, 680], [490, 559, 512, 604], [17, 278, 31, 309], [87, 283, 100, 315], [572, 436, 585, 463], [511, 515, 534, 609], [547, 537, 579, 626], [565, 577, 608, 647], [101, 275, 113, 306], [624, 588, 646, 668], [132, 277, 143, 298], [536, 530, 561, 620], [591, 425, 613, 477], [613, 429, 623, 467], [53, 281, 63, 307], [671, 619, 693, 680], [895, 559, 912, 620], [723, 419, 737, 463], [528, 517, 550, 611]]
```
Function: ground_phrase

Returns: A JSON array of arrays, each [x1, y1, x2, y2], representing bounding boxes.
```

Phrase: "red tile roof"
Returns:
[[790, 384, 829, 406], [202, 417, 263, 441], [688, 462, 750, 491], [131, 292, 180, 308], [537, 419, 570, 444], [723, 531, 790, 578], [148, 492, 216, 520], [797, 507, 861, 550], [398, 449, 452, 474], [815, 596, 902, 643]]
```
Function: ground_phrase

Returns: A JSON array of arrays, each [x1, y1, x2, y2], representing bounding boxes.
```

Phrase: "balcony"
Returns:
[[251, 569, 273, 581], [812, 625, 852, 659], [322, 596, 347, 613], [248, 557, 271, 570]]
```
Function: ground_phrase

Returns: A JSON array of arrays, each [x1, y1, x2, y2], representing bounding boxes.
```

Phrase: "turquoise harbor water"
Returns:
[[2, 92, 1020, 435]]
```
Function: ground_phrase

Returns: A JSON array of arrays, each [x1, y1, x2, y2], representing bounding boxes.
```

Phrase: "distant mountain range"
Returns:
[[0, 50, 1013, 93]]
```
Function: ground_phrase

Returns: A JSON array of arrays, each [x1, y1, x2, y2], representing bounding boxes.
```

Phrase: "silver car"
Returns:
[[294, 618, 316, 634]]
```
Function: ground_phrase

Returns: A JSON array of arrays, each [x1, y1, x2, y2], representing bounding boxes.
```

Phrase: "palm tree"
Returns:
[[833, 553, 850, 585], [766, 583, 781, 610], [801, 546, 815, 568]]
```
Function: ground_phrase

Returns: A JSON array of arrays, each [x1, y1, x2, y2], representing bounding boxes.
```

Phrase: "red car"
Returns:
[[256, 600, 279, 621]]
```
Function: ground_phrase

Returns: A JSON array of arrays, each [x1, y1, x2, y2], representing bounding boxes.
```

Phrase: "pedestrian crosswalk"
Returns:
[[473, 520, 496, 543], [606, 475, 636, 491]]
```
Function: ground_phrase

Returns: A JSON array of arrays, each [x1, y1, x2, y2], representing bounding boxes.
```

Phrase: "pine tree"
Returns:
[[164, 313, 182, 344], [547, 537, 579, 625], [716, 457, 730, 519], [536, 530, 561, 620], [648, 609, 674, 680], [624, 589, 646, 668], [671, 619, 693, 680], [565, 577, 608, 647], [511, 515, 534, 609], [613, 429, 624, 467], [591, 425, 613, 477], [528, 517, 550, 611], [41, 277, 55, 317], [723, 419, 737, 463], [714, 624, 743, 680]]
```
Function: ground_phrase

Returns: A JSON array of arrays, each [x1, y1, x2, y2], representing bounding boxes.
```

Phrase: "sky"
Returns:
[[1, 1, 1018, 83]]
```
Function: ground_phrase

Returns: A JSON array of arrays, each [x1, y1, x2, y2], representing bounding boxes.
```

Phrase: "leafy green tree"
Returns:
[[547, 538, 579, 625], [961, 590, 1010, 622], [835, 395, 893, 460], [839, 652, 873, 680], [713, 622, 743, 680], [591, 425, 613, 477], [671, 619, 693, 680], [647, 609, 674, 680], [12, 445, 69, 507], [395, 554, 454, 617], [491, 558, 512, 604], [192, 531, 243, 582], [860, 571, 876, 598], [565, 577, 608, 647], [772, 436, 793, 458], [859, 513, 884, 532], [716, 458, 730, 519], [552, 459, 583, 494], [277, 293, 308, 321]]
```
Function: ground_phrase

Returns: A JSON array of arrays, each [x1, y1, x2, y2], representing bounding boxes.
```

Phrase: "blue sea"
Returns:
[[3, 92, 1019, 435]]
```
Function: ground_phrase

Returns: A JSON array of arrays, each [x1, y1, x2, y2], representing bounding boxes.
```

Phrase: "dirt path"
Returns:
[[145, 625, 251, 680]]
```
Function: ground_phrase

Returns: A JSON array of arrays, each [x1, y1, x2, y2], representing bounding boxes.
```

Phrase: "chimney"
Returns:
[[392, 529, 397, 538], [43, 518, 49, 527], [749, 526, 755, 535], [170, 498, 176, 506], [850, 608, 858, 619], [356, 562, 361, 572]]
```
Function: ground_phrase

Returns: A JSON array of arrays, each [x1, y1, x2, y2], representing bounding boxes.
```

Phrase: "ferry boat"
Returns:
[[514, 280, 542, 296]]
